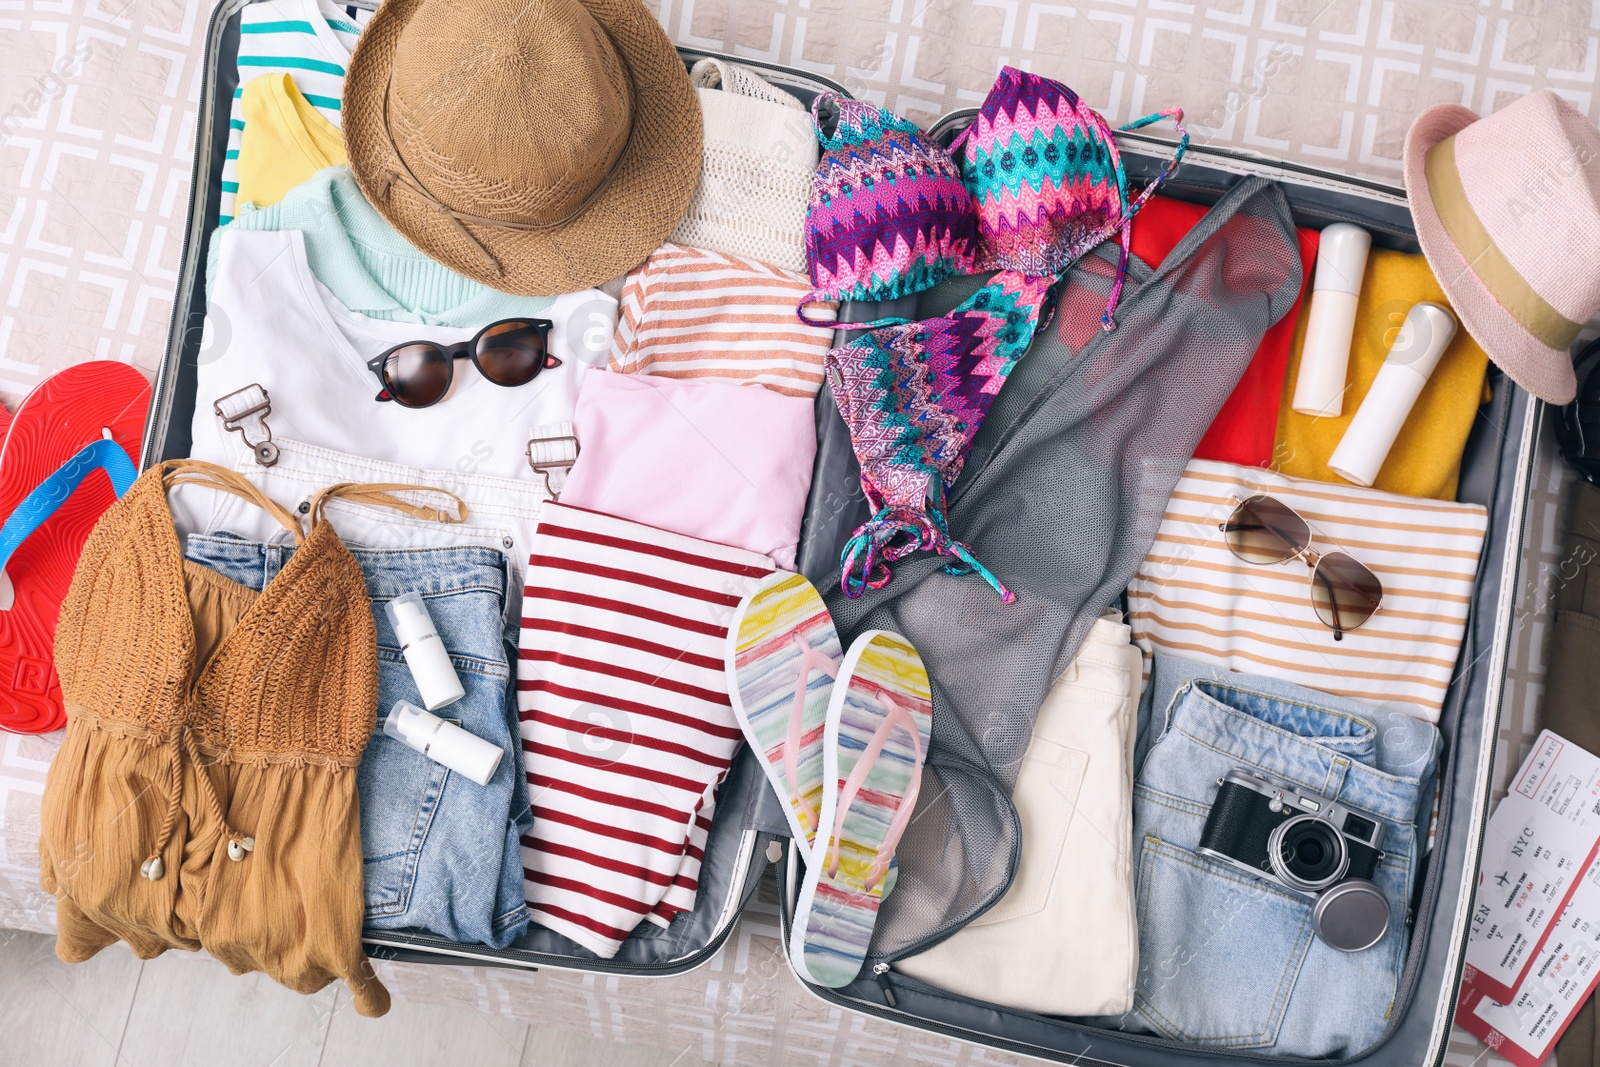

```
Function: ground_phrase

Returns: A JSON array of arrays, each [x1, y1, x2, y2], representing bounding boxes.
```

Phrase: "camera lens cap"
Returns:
[[1313, 879, 1390, 952]]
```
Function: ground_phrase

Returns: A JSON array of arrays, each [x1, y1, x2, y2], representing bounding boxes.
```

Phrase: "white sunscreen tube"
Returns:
[[383, 701, 503, 786], [384, 591, 465, 711], [1328, 302, 1457, 487], [1291, 223, 1373, 418]]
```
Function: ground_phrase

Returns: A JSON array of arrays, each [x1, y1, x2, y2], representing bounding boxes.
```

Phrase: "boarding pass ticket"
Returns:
[[1462, 731, 1600, 1004], [1459, 858, 1600, 1067]]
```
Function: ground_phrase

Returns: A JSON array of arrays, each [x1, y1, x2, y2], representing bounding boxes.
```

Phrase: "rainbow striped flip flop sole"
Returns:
[[726, 572, 841, 860], [790, 630, 932, 988]]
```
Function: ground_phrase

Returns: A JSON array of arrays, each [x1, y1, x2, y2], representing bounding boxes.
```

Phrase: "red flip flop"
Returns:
[[0, 363, 149, 733]]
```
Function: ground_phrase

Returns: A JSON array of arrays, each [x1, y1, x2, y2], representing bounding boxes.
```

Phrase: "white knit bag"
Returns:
[[667, 59, 819, 275]]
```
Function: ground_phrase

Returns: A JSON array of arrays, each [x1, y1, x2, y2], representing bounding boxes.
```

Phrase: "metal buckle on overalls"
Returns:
[[526, 428, 579, 499], [213, 384, 279, 466]]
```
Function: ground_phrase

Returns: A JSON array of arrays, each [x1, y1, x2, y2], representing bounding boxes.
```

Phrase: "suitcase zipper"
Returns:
[[1421, 392, 1541, 1064], [846, 956, 1413, 1064], [871, 962, 897, 1008]]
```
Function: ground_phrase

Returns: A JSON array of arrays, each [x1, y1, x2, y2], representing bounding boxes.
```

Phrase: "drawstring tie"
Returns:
[[141, 726, 254, 881], [1097, 106, 1190, 332], [839, 503, 1013, 604]]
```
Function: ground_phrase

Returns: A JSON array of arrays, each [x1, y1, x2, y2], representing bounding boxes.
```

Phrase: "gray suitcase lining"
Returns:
[[782, 119, 1534, 1067]]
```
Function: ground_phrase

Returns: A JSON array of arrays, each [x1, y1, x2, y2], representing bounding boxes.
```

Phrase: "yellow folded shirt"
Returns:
[[1274, 247, 1490, 501], [235, 73, 347, 212]]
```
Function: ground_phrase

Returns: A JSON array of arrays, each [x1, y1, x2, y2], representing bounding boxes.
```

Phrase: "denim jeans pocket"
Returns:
[[359, 724, 452, 917], [1128, 674, 1423, 1057], [1133, 835, 1315, 1049]]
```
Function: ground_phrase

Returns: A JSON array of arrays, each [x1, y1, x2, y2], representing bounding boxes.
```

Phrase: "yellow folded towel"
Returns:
[[1275, 247, 1490, 501]]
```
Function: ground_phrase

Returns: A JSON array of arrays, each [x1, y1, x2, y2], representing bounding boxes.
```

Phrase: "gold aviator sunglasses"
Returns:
[[1217, 494, 1384, 641]]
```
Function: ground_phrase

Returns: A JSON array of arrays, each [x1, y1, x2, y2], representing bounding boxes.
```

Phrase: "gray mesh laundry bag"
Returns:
[[819, 175, 1305, 959]]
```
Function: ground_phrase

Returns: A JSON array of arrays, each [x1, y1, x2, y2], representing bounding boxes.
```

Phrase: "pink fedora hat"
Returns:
[[1404, 90, 1600, 404]]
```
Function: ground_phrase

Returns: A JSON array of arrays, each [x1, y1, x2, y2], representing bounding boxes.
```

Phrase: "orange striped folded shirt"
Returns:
[[1128, 460, 1488, 722], [609, 243, 838, 398]]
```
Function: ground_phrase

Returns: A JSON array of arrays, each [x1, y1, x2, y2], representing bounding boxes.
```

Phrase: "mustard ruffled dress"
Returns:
[[40, 460, 462, 1017]]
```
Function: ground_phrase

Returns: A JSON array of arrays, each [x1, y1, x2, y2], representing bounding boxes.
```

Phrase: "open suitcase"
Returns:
[[147, 1, 1539, 1061]]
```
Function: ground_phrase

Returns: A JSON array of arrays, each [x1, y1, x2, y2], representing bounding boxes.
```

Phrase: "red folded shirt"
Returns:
[[1130, 194, 1319, 467]]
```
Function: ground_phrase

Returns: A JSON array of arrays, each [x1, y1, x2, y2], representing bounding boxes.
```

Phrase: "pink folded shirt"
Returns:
[[561, 369, 818, 569]]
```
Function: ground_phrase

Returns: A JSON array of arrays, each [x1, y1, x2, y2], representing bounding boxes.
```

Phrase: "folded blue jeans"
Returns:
[[186, 533, 531, 948], [1111, 654, 1440, 1057], [1135, 653, 1443, 810]]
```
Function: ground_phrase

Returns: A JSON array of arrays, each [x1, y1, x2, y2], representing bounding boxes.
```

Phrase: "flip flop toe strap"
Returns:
[[0, 438, 137, 579], [785, 632, 838, 839], [826, 693, 925, 893]]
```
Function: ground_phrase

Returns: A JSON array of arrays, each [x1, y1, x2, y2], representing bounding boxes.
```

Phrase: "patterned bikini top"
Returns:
[[953, 66, 1188, 330], [797, 94, 980, 330]]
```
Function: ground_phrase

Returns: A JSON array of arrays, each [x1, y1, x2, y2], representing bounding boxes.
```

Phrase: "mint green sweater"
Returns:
[[207, 167, 556, 326]]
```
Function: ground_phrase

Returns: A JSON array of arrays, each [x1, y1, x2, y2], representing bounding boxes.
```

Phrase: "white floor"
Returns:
[[0, 929, 716, 1067]]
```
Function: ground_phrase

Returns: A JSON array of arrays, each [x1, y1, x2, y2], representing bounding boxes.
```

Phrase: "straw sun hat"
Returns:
[[1404, 90, 1600, 404], [343, 0, 702, 296]]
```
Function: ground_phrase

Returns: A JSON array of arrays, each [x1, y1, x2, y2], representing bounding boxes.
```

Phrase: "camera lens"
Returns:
[[1295, 836, 1327, 866], [1269, 815, 1349, 892]]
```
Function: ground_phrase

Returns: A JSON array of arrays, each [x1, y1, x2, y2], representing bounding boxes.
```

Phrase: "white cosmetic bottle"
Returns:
[[383, 701, 504, 786], [1328, 302, 1457, 487], [384, 591, 465, 711], [1291, 223, 1373, 418]]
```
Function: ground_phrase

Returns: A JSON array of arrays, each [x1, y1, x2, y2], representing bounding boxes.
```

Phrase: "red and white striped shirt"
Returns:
[[518, 503, 773, 957]]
